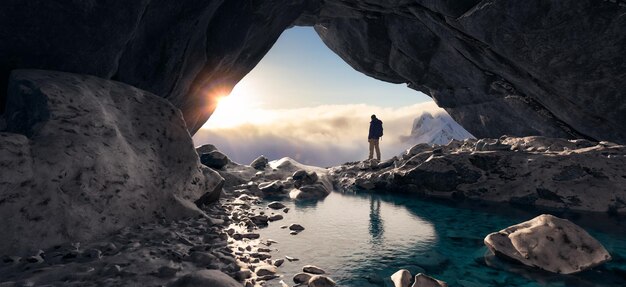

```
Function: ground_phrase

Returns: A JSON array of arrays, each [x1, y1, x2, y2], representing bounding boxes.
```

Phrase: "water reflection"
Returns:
[[369, 197, 384, 244]]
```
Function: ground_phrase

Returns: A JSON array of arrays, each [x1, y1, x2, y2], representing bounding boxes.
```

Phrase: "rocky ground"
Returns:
[[0, 148, 337, 287], [331, 136, 626, 214]]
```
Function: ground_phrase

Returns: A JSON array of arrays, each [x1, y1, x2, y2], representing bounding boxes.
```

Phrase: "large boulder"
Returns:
[[200, 150, 229, 169], [0, 70, 222, 255], [484, 214, 612, 274]]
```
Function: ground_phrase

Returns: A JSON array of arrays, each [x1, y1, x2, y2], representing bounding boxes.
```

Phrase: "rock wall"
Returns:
[[1, 0, 624, 142], [0, 70, 222, 255]]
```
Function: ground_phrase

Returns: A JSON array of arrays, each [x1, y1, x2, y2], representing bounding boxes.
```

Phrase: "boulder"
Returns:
[[308, 275, 336, 287], [200, 150, 229, 169], [390, 269, 412, 287], [250, 155, 269, 170], [196, 144, 217, 154], [258, 180, 285, 196], [484, 214, 611, 274], [289, 183, 331, 200], [168, 270, 240, 287], [411, 274, 447, 287], [0, 70, 220, 255]]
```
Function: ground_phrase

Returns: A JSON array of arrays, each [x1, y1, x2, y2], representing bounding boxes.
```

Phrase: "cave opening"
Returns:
[[192, 26, 472, 167]]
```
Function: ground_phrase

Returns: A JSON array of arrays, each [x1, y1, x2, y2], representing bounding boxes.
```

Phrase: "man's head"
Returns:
[[371, 114, 376, 120]]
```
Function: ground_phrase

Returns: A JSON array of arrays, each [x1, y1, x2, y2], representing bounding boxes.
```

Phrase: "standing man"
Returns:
[[368, 114, 383, 161]]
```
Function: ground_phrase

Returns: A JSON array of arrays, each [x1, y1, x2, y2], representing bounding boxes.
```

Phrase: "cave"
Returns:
[[0, 1, 625, 285], [1, 0, 624, 143]]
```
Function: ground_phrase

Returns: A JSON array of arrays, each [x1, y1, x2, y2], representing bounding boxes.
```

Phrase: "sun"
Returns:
[[202, 80, 261, 129]]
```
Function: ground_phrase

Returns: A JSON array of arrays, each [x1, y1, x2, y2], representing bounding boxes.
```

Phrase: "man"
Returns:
[[368, 114, 383, 160]]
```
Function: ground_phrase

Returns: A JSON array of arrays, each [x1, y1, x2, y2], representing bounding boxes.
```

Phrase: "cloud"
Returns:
[[192, 101, 450, 167]]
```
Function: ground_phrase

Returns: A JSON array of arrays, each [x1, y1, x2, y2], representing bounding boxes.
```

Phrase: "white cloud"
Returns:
[[193, 101, 454, 166]]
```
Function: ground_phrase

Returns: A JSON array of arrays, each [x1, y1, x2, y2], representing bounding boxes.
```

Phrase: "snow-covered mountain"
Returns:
[[402, 111, 475, 145]]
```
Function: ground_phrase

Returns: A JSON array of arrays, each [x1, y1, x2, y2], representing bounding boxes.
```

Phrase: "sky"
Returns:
[[193, 27, 447, 166]]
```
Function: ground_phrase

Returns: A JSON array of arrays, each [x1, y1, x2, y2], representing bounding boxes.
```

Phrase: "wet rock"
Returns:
[[391, 269, 412, 287], [168, 270, 240, 287], [289, 224, 305, 231], [274, 259, 285, 267], [268, 201, 286, 209], [411, 273, 448, 287], [293, 272, 312, 284], [200, 150, 230, 169], [285, 256, 299, 262], [303, 265, 325, 274], [289, 183, 330, 200], [268, 214, 284, 222], [484, 214, 611, 274], [308, 275, 336, 287], [255, 264, 277, 276], [258, 181, 285, 196], [251, 155, 269, 170]]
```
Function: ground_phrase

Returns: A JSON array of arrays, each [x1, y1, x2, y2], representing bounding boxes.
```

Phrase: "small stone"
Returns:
[[269, 214, 284, 221], [303, 265, 325, 274], [293, 272, 312, 284], [274, 259, 285, 267], [289, 231, 299, 235], [285, 256, 299, 262], [257, 274, 279, 281], [82, 248, 102, 259], [268, 201, 286, 209], [283, 208, 290, 213], [242, 233, 260, 239], [280, 225, 288, 229], [255, 264, 277, 276], [156, 266, 179, 278], [289, 224, 305, 231], [236, 269, 253, 280], [308, 275, 336, 287]]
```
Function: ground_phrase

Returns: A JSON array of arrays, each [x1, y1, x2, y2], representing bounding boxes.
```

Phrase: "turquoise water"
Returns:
[[258, 191, 626, 287]]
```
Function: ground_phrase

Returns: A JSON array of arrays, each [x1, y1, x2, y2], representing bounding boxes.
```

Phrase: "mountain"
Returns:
[[402, 111, 475, 145]]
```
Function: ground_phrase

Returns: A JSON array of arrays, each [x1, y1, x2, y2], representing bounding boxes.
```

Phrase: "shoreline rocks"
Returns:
[[330, 136, 626, 213], [484, 214, 611, 274]]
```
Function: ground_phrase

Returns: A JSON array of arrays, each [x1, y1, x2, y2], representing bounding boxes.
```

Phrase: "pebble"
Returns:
[[283, 208, 290, 213], [274, 259, 285, 267], [268, 202, 286, 209], [303, 265, 325, 274], [289, 224, 305, 231], [290, 231, 299, 235], [285, 256, 299, 262], [255, 264, 277, 276], [268, 214, 284, 221]]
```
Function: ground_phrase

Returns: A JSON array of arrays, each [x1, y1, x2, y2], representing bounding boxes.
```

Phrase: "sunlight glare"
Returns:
[[202, 80, 264, 129]]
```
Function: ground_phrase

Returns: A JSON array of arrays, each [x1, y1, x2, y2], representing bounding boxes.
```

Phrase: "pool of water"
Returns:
[[257, 191, 626, 287]]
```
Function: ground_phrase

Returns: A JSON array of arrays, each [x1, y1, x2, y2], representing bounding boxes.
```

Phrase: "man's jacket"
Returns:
[[368, 118, 383, 139]]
